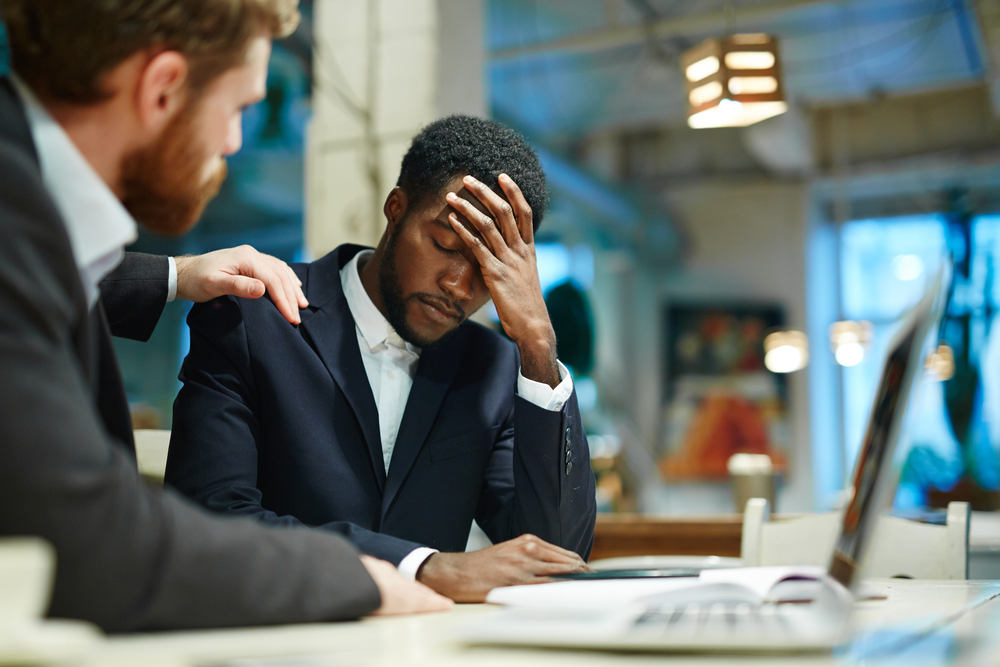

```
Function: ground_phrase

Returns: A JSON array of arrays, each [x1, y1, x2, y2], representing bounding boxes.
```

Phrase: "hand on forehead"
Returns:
[[446, 177, 508, 234]]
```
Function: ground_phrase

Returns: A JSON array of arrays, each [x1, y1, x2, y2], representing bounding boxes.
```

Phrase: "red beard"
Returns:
[[119, 101, 227, 237]]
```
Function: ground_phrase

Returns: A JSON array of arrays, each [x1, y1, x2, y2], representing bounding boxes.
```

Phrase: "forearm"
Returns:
[[320, 522, 429, 567], [479, 394, 597, 559], [99, 251, 169, 341], [516, 329, 560, 389], [132, 489, 381, 630]]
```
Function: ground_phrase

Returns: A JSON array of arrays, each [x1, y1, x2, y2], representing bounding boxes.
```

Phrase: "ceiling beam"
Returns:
[[490, 0, 832, 62], [973, 0, 1000, 116]]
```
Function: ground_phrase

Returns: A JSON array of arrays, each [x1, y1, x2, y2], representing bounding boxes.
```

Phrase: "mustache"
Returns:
[[412, 293, 465, 319]]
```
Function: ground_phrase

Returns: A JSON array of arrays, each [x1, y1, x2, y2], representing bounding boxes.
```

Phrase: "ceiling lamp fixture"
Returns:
[[682, 34, 788, 129], [829, 321, 872, 367], [763, 330, 808, 373]]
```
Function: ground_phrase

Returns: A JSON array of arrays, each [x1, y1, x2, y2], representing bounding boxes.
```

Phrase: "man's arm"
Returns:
[[415, 387, 596, 601], [444, 172, 597, 555], [167, 296, 431, 567], [173, 247, 309, 325], [100, 251, 169, 341], [0, 148, 383, 631], [414, 174, 598, 600], [100, 246, 310, 340], [478, 390, 597, 556]]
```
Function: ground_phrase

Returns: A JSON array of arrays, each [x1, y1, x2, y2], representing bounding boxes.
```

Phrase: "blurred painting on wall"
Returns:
[[660, 303, 789, 480]]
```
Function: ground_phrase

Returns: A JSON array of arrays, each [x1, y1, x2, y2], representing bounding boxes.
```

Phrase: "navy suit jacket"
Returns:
[[166, 244, 597, 564]]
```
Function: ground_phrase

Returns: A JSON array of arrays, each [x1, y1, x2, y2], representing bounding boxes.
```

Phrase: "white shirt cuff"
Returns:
[[517, 360, 574, 412], [397, 547, 438, 581], [166, 256, 178, 302]]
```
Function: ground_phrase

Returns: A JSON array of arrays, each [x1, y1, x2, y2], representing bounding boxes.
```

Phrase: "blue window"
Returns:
[[830, 214, 1000, 509]]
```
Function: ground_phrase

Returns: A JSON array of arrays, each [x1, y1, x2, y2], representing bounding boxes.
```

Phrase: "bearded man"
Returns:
[[0, 0, 450, 632]]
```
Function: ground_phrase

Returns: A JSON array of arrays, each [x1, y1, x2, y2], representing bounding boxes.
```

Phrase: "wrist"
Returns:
[[516, 326, 559, 388], [173, 254, 196, 301], [415, 552, 437, 581], [416, 552, 452, 595], [514, 324, 556, 358]]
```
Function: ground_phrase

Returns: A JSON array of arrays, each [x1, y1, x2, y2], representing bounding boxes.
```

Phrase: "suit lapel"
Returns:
[[0, 78, 40, 164], [299, 250, 386, 492], [381, 329, 467, 517]]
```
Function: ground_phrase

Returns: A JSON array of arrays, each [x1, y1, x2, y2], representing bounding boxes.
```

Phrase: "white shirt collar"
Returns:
[[11, 76, 137, 296], [340, 250, 420, 355]]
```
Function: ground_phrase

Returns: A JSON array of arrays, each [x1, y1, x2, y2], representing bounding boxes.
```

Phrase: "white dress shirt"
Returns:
[[13, 77, 180, 307], [340, 250, 574, 579], [12, 77, 137, 304]]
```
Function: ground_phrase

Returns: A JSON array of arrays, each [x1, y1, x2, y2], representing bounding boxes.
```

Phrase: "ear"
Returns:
[[383, 188, 409, 234], [134, 50, 189, 134]]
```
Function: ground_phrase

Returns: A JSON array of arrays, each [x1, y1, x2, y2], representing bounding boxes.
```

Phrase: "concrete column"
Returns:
[[307, 0, 486, 256]]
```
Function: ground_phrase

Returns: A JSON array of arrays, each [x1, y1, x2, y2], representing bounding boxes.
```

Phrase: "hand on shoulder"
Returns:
[[175, 246, 308, 325]]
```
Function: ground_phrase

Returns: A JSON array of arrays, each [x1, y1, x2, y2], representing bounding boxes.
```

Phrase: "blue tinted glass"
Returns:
[[839, 215, 1000, 509], [535, 242, 594, 295], [840, 216, 946, 321], [0, 21, 8, 76]]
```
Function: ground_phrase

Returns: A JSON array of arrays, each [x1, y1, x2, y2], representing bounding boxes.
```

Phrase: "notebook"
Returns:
[[459, 265, 948, 653]]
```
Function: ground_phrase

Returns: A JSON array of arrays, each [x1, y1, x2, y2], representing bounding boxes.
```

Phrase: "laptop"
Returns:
[[459, 265, 948, 653]]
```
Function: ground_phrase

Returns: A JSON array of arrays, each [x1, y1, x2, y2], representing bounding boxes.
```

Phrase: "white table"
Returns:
[[73, 579, 1000, 667], [971, 511, 1000, 579]]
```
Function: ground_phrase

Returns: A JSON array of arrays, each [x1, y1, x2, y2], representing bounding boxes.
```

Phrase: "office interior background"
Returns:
[[3, 0, 998, 517]]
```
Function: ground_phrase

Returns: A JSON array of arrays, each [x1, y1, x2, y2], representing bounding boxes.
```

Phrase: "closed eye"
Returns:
[[433, 239, 459, 254]]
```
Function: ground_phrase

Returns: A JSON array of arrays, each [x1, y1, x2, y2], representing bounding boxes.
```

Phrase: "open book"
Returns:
[[486, 566, 848, 610]]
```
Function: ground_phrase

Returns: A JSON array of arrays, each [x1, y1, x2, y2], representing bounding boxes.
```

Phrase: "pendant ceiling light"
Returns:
[[682, 33, 788, 129]]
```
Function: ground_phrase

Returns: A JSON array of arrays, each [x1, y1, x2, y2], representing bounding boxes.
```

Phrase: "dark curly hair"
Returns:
[[396, 115, 548, 232]]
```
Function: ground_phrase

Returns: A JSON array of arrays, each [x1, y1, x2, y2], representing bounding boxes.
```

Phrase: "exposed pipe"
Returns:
[[490, 0, 830, 62]]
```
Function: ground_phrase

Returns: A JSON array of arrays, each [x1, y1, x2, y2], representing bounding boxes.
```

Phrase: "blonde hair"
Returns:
[[1, 0, 299, 103]]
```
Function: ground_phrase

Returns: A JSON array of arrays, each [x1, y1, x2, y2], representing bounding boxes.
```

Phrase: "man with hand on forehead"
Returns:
[[167, 115, 598, 602]]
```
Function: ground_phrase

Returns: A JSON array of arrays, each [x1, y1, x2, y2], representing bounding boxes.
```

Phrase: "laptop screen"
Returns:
[[829, 265, 948, 589]]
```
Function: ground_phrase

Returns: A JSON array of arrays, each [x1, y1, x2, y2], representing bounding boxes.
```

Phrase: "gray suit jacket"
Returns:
[[0, 76, 381, 632]]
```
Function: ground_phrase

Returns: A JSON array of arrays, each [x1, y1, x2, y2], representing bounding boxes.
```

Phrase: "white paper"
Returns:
[[486, 566, 830, 610]]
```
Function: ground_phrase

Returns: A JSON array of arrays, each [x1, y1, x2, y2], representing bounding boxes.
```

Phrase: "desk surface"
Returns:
[[77, 579, 1000, 667]]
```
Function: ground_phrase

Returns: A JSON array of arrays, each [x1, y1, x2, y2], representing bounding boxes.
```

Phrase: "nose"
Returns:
[[439, 257, 476, 302], [222, 113, 243, 156]]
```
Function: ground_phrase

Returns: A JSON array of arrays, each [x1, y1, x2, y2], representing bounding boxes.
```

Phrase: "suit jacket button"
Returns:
[[565, 461, 573, 475]]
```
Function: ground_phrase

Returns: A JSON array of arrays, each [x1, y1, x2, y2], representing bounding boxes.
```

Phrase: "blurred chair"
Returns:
[[741, 498, 970, 579], [133, 429, 171, 487]]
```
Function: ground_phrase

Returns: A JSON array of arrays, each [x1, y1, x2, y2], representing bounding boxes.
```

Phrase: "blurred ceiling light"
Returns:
[[728, 76, 778, 95], [891, 254, 925, 281], [725, 51, 776, 69], [829, 321, 873, 367], [763, 330, 808, 373], [925, 344, 955, 381], [682, 34, 787, 129], [690, 81, 724, 107], [835, 340, 865, 367], [686, 56, 720, 83]]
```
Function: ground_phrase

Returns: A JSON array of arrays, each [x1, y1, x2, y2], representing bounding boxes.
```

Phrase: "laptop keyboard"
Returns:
[[634, 601, 793, 637]]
